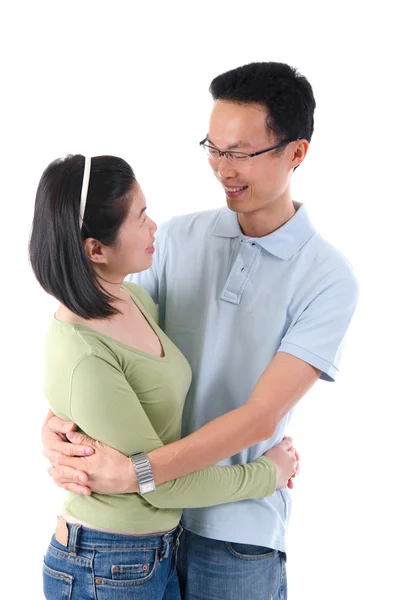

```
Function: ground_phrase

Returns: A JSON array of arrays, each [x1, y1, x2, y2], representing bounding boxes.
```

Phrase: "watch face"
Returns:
[[140, 481, 155, 494]]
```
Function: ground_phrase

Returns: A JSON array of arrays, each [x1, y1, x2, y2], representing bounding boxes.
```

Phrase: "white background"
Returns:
[[1, 1, 396, 598]]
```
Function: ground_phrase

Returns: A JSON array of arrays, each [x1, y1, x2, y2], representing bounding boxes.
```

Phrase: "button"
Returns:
[[251, 242, 255, 246], [241, 267, 245, 272], [95, 578, 102, 584]]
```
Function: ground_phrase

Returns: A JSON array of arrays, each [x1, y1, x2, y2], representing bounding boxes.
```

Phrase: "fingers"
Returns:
[[66, 431, 96, 449], [280, 436, 293, 450], [45, 451, 91, 472], [48, 465, 90, 490], [292, 447, 300, 476], [62, 482, 92, 495], [43, 441, 93, 459], [286, 456, 301, 489], [48, 416, 77, 435], [42, 438, 75, 456]]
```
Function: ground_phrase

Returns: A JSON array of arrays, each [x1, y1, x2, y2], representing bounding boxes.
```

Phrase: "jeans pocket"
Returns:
[[111, 555, 158, 582], [43, 562, 73, 600], [226, 542, 278, 561], [94, 546, 160, 588]]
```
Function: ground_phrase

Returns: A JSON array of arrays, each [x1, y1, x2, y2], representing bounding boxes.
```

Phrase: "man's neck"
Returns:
[[237, 198, 297, 238]]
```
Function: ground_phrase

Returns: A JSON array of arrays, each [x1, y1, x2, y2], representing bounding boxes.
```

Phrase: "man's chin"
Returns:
[[226, 197, 249, 213]]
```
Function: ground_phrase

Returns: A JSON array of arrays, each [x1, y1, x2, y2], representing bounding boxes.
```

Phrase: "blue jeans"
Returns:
[[177, 530, 287, 600], [43, 521, 183, 599]]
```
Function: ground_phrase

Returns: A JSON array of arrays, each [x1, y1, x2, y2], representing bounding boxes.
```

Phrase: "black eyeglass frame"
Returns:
[[199, 138, 298, 161]]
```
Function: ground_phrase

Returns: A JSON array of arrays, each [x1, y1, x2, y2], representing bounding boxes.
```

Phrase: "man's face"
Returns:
[[206, 100, 297, 215]]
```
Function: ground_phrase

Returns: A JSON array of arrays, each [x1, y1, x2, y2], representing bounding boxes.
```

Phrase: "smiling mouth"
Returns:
[[224, 186, 248, 192]]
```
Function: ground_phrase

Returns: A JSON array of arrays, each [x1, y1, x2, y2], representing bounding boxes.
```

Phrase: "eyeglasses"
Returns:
[[199, 138, 297, 166]]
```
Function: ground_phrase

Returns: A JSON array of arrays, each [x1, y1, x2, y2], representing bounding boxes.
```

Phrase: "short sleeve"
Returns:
[[278, 267, 359, 381]]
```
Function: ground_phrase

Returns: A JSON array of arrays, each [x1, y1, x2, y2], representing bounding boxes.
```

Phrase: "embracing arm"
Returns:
[[46, 252, 357, 494], [56, 353, 284, 508], [149, 265, 358, 485], [148, 352, 319, 486], [44, 353, 307, 495]]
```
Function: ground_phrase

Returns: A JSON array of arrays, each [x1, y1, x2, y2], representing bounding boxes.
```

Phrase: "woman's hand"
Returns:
[[264, 436, 299, 489]]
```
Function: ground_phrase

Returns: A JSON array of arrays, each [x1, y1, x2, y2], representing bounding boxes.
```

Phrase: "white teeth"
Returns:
[[225, 186, 246, 192]]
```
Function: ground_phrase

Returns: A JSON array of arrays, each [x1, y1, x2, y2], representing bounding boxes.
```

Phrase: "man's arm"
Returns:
[[46, 258, 358, 493], [46, 352, 317, 493], [148, 352, 319, 484], [43, 351, 301, 504]]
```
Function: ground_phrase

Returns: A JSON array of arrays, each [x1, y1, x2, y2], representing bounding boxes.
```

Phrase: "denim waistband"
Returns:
[[58, 520, 183, 554]]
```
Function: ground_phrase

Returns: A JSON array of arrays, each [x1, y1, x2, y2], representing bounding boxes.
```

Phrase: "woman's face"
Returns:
[[93, 183, 158, 279]]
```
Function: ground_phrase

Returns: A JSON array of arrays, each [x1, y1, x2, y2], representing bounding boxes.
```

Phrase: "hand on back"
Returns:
[[264, 436, 300, 489]]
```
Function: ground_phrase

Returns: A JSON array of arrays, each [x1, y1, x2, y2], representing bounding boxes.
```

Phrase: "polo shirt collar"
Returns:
[[212, 203, 316, 260]]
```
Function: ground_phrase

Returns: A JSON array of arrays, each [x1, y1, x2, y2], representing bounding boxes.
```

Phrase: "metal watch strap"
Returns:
[[129, 451, 156, 494]]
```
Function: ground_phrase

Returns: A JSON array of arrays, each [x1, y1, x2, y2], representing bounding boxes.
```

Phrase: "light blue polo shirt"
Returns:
[[129, 203, 358, 551]]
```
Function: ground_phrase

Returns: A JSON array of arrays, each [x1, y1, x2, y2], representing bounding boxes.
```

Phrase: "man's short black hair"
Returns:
[[210, 62, 315, 143]]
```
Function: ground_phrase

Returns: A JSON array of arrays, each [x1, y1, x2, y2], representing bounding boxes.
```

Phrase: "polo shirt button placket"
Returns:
[[220, 239, 260, 305]]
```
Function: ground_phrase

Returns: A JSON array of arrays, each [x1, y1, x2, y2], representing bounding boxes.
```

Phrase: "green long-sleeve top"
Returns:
[[43, 282, 276, 533]]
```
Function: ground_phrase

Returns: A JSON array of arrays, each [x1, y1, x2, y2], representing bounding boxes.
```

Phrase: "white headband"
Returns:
[[79, 156, 92, 229]]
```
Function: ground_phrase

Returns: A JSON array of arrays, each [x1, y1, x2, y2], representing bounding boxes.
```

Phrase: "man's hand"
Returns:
[[42, 411, 94, 494], [42, 412, 138, 495]]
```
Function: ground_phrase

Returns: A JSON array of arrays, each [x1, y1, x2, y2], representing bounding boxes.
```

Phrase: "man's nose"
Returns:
[[216, 155, 238, 179]]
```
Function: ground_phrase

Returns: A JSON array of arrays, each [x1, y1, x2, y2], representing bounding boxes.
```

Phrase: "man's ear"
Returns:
[[291, 139, 309, 169]]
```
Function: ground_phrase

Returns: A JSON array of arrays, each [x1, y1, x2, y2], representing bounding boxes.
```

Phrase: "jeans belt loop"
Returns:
[[159, 534, 170, 561], [175, 523, 184, 547], [68, 523, 81, 555]]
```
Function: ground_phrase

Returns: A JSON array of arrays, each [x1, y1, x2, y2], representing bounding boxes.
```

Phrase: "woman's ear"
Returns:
[[83, 238, 108, 265]]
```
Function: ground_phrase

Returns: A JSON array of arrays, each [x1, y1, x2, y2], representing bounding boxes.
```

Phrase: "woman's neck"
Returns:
[[55, 275, 132, 324]]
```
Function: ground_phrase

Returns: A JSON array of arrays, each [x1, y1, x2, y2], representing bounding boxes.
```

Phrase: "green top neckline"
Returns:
[[52, 283, 168, 363]]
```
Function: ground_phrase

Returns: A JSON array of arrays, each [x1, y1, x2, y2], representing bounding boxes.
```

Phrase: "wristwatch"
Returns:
[[129, 452, 156, 494]]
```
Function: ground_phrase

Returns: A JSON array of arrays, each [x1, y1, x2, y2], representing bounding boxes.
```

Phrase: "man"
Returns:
[[43, 62, 358, 599]]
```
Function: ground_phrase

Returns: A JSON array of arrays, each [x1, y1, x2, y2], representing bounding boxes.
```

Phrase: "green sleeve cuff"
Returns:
[[255, 455, 277, 497]]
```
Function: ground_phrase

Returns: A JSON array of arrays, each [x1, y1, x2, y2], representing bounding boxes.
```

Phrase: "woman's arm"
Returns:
[[43, 354, 307, 496], [56, 353, 295, 508], [148, 352, 319, 485]]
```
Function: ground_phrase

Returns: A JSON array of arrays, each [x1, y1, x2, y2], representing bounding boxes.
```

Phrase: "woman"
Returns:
[[30, 154, 298, 599]]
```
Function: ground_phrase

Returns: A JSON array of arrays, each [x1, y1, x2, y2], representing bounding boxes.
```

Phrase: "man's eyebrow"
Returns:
[[206, 137, 249, 150], [139, 207, 147, 218]]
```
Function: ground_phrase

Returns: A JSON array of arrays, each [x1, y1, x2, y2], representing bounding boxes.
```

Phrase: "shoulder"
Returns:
[[158, 208, 223, 241], [45, 320, 94, 360], [46, 321, 121, 367], [310, 233, 358, 291], [294, 234, 359, 315], [43, 323, 123, 412]]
